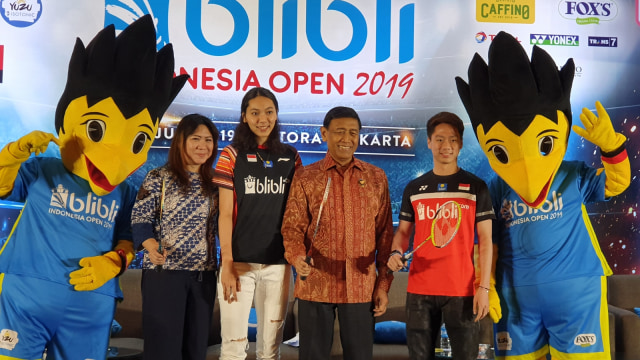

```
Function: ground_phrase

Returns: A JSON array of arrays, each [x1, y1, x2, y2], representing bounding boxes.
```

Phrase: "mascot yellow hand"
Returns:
[[474, 245, 502, 323], [0, 131, 60, 197], [69, 240, 135, 291], [573, 101, 626, 152], [487, 281, 501, 323]]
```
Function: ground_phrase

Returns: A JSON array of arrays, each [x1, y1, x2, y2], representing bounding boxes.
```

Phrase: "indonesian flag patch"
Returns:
[[247, 154, 257, 162], [458, 183, 470, 191]]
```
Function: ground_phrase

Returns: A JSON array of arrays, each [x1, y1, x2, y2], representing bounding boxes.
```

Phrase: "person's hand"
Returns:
[[386, 251, 406, 272], [373, 288, 389, 317], [573, 101, 626, 153], [294, 255, 313, 278], [220, 263, 241, 303], [142, 238, 166, 265], [473, 287, 490, 322]]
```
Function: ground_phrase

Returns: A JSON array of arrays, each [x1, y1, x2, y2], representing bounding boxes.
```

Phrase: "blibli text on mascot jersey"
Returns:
[[49, 184, 120, 225]]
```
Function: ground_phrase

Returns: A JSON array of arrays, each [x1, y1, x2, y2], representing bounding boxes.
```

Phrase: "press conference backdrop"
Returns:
[[0, 0, 638, 273]]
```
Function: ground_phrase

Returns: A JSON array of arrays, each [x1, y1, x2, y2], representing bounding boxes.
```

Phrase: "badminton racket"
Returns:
[[156, 177, 166, 272], [390, 200, 462, 273], [300, 177, 331, 281]]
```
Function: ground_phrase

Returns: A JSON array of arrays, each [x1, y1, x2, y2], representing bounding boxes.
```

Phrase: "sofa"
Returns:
[[110, 269, 492, 360], [111, 269, 635, 359], [607, 274, 640, 359]]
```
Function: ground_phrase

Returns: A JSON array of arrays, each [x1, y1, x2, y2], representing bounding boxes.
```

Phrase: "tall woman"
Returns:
[[131, 114, 219, 360], [214, 87, 301, 359]]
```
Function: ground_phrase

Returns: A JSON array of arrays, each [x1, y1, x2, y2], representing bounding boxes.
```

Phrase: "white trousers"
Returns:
[[217, 263, 292, 360]]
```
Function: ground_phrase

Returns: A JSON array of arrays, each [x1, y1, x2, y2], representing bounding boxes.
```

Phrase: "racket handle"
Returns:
[[387, 256, 408, 274], [300, 255, 312, 281], [156, 241, 163, 272]]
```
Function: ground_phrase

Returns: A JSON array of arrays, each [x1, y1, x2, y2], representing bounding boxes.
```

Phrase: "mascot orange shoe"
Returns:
[[0, 15, 187, 360], [456, 31, 629, 360]]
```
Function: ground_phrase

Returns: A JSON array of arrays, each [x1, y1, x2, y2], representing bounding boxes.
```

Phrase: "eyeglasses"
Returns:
[[330, 129, 359, 138]]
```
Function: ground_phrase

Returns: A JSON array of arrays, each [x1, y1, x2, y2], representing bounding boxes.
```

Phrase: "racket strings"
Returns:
[[432, 203, 461, 247]]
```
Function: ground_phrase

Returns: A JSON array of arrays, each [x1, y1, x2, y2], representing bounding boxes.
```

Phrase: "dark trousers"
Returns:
[[141, 269, 216, 360], [406, 293, 479, 360], [298, 299, 375, 360]]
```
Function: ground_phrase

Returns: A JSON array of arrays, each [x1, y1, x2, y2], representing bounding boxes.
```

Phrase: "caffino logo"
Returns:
[[558, 0, 618, 25], [244, 175, 289, 195], [0, 0, 42, 27], [49, 184, 120, 223], [476, 0, 535, 24]]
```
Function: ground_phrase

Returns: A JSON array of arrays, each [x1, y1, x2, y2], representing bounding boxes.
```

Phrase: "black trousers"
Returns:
[[406, 293, 479, 360], [141, 269, 216, 360], [298, 299, 375, 360]]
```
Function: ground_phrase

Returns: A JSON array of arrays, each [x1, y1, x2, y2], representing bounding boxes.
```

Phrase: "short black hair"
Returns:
[[323, 106, 362, 129], [55, 15, 189, 134], [426, 112, 464, 140]]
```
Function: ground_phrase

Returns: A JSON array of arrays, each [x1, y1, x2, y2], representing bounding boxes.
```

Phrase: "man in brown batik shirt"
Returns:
[[282, 106, 394, 360]]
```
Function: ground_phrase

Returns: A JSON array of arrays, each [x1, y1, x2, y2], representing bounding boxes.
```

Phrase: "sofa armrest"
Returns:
[[608, 304, 640, 356], [114, 269, 143, 339]]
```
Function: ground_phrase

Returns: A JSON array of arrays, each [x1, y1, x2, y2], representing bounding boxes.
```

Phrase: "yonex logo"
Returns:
[[419, 185, 428, 191], [530, 34, 579, 46]]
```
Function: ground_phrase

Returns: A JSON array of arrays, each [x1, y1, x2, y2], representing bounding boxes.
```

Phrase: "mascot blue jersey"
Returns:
[[0, 157, 135, 298], [491, 160, 613, 288]]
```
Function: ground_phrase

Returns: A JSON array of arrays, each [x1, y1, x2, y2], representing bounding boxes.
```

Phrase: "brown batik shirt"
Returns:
[[282, 153, 394, 303]]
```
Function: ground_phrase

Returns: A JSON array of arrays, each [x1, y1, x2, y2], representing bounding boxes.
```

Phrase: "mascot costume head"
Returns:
[[455, 31, 575, 208], [55, 14, 188, 195]]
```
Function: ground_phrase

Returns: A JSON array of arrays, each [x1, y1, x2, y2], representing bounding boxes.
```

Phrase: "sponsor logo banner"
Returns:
[[0, 0, 42, 27], [558, 0, 618, 25], [530, 33, 579, 46], [588, 36, 618, 47], [476, 0, 535, 23]]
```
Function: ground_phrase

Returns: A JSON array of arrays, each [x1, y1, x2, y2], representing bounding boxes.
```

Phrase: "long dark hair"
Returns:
[[231, 87, 286, 154], [167, 114, 218, 195]]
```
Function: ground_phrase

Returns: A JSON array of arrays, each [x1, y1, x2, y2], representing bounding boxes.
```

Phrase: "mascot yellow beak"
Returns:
[[477, 111, 568, 208], [58, 96, 157, 196]]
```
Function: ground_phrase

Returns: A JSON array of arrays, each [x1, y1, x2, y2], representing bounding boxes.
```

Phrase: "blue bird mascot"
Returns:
[[0, 15, 188, 360], [456, 31, 630, 360]]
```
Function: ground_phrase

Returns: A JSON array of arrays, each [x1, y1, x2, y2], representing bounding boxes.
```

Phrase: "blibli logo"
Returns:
[[244, 176, 289, 195], [49, 184, 119, 222], [106, 0, 415, 64], [186, 0, 415, 63], [500, 191, 564, 225]]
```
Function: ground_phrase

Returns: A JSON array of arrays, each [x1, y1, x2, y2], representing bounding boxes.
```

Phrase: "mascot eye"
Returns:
[[86, 120, 106, 142], [538, 136, 555, 156], [132, 132, 149, 154], [489, 144, 509, 164]]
